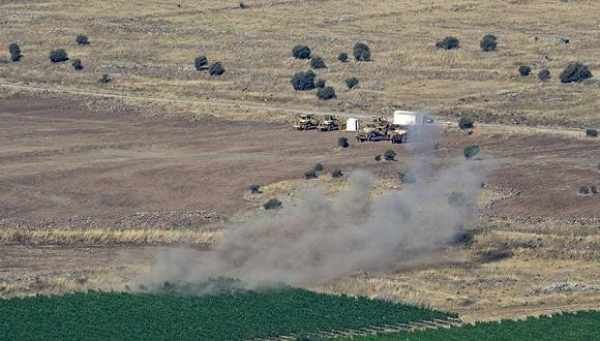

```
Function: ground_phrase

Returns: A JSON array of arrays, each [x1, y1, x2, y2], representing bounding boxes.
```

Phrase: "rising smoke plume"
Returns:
[[141, 125, 486, 289]]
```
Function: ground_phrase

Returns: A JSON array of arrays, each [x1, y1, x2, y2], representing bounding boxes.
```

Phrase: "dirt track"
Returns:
[[0, 95, 396, 229]]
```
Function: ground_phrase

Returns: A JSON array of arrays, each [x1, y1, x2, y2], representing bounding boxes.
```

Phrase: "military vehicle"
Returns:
[[318, 115, 340, 131], [355, 117, 407, 143], [293, 114, 319, 130]]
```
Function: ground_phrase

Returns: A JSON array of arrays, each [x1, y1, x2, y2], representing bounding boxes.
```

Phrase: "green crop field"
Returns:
[[338, 310, 600, 341], [0, 287, 453, 341]]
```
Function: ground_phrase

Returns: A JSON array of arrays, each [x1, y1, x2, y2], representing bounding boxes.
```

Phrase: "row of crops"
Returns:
[[0, 286, 454, 341], [338, 310, 600, 341]]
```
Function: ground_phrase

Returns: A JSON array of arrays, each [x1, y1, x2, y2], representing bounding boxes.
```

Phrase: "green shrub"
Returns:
[[310, 56, 326, 69], [331, 169, 344, 178], [315, 79, 326, 88], [76, 35, 90, 46], [464, 145, 480, 159], [480, 34, 497, 52], [316, 86, 336, 100], [8, 43, 22, 62], [353, 42, 371, 61], [337, 52, 349, 62], [345, 77, 359, 89], [248, 184, 262, 194], [399, 171, 416, 184], [436, 36, 459, 50], [71, 59, 83, 71], [560, 62, 592, 83], [292, 45, 311, 59], [98, 74, 112, 84], [459, 117, 474, 130], [538, 69, 551, 81], [337, 137, 349, 148], [263, 198, 282, 210], [586, 128, 598, 138], [49, 49, 69, 63], [195, 56, 208, 70], [209, 62, 225, 76], [518, 65, 531, 76], [304, 169, 318, 179], [383, 149, 397, 161], [291, 71, 316, 91], [313, 163, 324, 172]]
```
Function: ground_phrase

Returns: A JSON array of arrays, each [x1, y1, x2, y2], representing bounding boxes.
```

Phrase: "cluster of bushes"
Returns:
[[518, 64, 552, 82], [517, 62, 592, 83], [290, 42, 371, 100], [291, 70, 316, 91], [305, 162, 324, 179], [436, 36, 460, 50], [194, 55, 225, 76], [560, 62, 592, 83], [433, 33, 594, 84], [6, 35, 118, 83]]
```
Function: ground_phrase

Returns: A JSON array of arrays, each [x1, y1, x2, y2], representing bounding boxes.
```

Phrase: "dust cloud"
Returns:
[[142, 125, 486, 289]]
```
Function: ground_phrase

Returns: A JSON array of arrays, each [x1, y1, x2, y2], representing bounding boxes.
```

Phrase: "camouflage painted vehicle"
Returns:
[[355, 117, 407, 143], [318, 115, 340, 131], [293, 114, 319, 130]]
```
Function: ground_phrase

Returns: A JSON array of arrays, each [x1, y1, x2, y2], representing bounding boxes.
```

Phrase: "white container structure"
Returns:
[[393, 111, 424, 126], [346, 118, 360, 131]]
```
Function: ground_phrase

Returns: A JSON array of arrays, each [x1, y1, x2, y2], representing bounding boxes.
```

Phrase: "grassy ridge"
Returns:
[[338, 310, 600, 341], [0, 288, 453, 341]]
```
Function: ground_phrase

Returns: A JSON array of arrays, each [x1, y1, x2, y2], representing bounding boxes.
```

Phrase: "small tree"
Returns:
[[317, 86, 336, 100], [76, 35, 90, 46], [313, 163, 324, 172], [337, 52, 349, 62], [464, 145, 480, 159], [292, 45, 311, 59], [436, 36, 460, 50], [399, 171, 416, 184], [304, 169, 318, 179], [263, 198, 282, 210], [345, 77, 359, 89], [209, 62, 225, 76], [383, 149, 396, 161], [49, 49, 69, 63], [291, 71, 315, 91], [586, 128, 598, 138], [459, 117, 474, 130], [480, 34, 497, 52], [374, 155, 382, 162], [98, 74, 112, 84], [248, 184, 262, 194], [310, 56, 326, 69], [560, 62, 592, 83], [8, 43, 22, 62], [315, 79, 326, 88], [195, 56, 208, 70], [71, 59, 83, 71], [331, 169, 344, 178], [518, 65, 531, 76], [337, 137, 349, 148], [538, 69, 551, 81], [353, 42, 371, 61]]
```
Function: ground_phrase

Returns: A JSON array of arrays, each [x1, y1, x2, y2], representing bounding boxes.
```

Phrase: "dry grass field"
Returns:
[[2, 0, 600, 325], [2, 0, 600, 125]]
